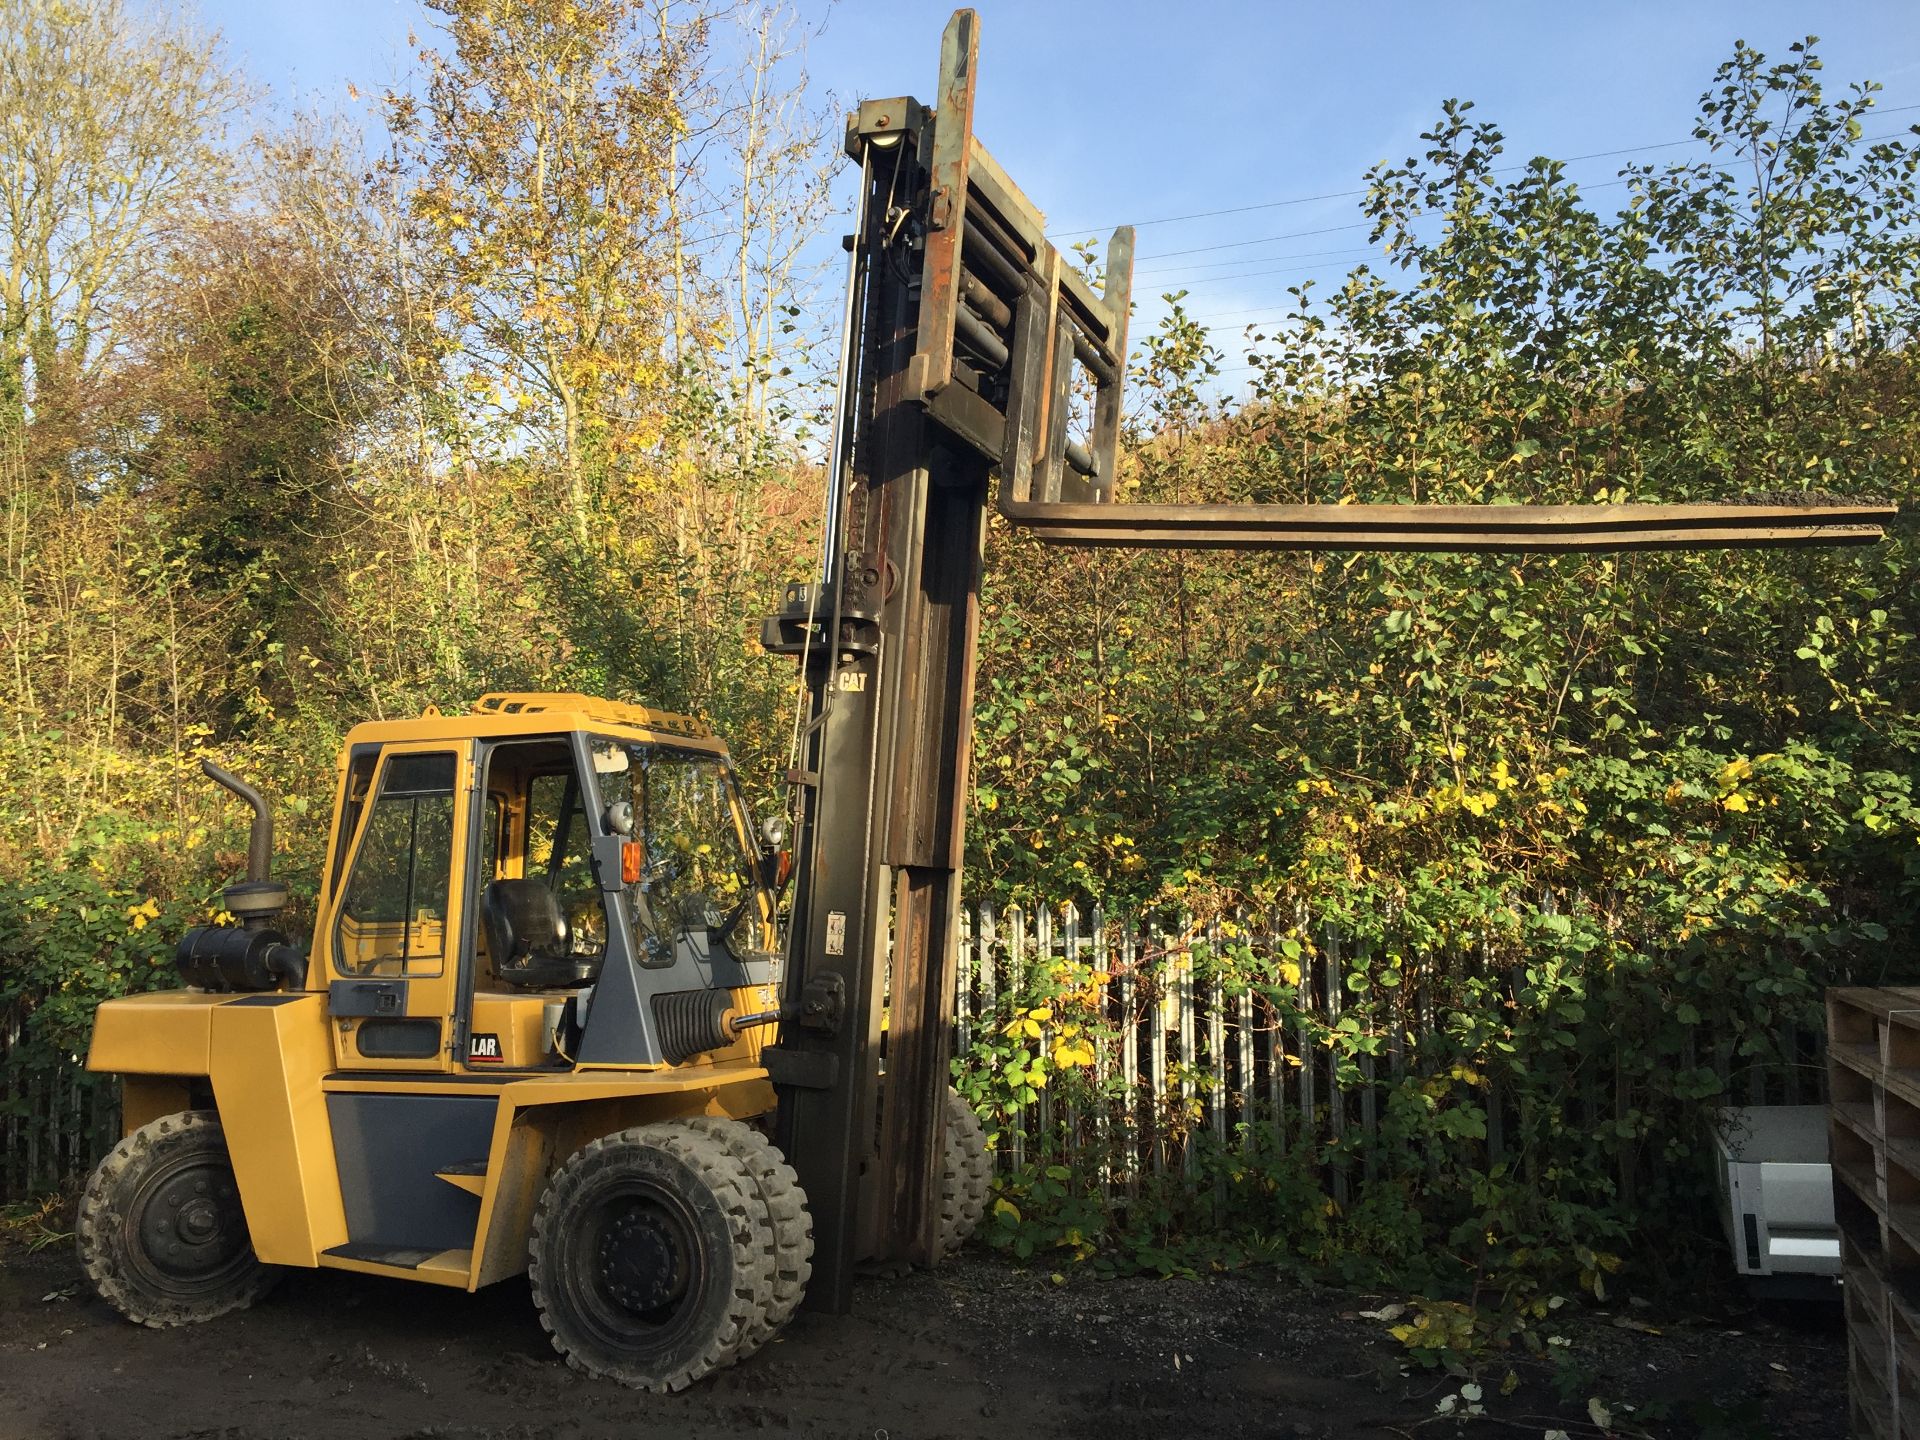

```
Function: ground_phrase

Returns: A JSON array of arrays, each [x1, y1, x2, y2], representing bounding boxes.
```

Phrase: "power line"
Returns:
[[1134, 238, 1378, 277], [1140, 256, 1383, 295], [1056, 186, 1367, 240], [1050, 102, 1920, 240], [1137, 222, 1374, 265], [1130, 127, 1919, 315]]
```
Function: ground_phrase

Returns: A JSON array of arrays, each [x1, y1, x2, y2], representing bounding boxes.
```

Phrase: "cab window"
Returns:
[[600, 740, 757, 954], [334, 752, 457, 976], [525, 770, 605, 957]]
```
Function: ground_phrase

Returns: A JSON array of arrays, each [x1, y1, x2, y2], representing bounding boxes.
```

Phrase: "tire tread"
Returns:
[[76, 1110, 277, 1328], [527, 1120, 778, 1392], [682, 1116, 812, 1355], [936, 1088, 992, 1261]]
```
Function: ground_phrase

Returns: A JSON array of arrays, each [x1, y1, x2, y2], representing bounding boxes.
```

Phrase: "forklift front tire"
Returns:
[[528, 1121, 777, 1392], [681, 1116, 812, 1353], [77, 1110, 279, 1328]]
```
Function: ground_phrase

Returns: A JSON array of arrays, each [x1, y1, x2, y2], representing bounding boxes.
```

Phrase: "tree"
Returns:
[[719, 2, 835, 434], [391, 0, 692, 539], [0, 0, 241, 440]]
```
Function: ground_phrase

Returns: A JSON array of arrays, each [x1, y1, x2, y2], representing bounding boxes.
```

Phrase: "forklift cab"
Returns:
[[317, 699, 777, 1077]]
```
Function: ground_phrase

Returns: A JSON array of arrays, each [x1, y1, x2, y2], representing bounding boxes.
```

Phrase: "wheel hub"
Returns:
[[139, 1166, 246, 1279], [597, 1203, 688, 1313]]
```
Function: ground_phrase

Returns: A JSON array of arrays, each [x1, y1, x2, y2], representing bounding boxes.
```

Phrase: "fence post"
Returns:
[[1150, 918, 1169, 1178], [1358, 936, 1377, 1189], [1090, 903, 1110, 1199], [1262, 912, 1285, 1154], [26, 1066, 41, 1196], [1207, 916, 1227, 1150], [1486, 942, 1506, 1168], [1008, 903, 1028, 997], [1120, 921, 1140, 1191], [1061, 902, 1080, 1170], [1177, 914, 1197, 1177], [1296, 919, 1316, 1173], [1036, 905, 1055, 1158], [956, 904, 975, 1060], [1236, 909, 1254, 1156], [1780, 1019, 1802, 1105], [979, 901, 998, 1016], [1326, 928, 1348, 1210], [1007, 904, 1027, 1172]]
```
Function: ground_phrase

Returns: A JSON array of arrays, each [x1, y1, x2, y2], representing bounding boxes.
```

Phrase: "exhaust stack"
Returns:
[[201, 759, 289, 929], [177, 760, 305, 991]]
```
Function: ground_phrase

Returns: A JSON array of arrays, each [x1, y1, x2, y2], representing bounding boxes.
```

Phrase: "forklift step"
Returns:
[[322, 1242, 441, 1269], [434, 1159, 489, 1196], [320, 1242, 474, 1286]]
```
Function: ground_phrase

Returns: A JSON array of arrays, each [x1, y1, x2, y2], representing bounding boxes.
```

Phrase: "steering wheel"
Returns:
[[565, 896, 607, 955]]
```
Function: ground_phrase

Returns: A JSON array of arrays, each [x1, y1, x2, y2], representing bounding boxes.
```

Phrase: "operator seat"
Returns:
[[483, 878, 601, 988]]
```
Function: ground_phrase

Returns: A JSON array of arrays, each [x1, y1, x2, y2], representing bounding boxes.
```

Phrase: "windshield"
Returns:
[[592, 740, 758, 956]]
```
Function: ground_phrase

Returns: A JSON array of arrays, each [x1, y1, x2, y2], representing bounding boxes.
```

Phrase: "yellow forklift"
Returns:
[[77, 9, 1892, 1395], [80, 693, 987, 1390]]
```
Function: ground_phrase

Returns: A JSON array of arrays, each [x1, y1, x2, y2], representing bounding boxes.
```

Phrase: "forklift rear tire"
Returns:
[[936, 1087, 992, 1260], [76, 1110, 279, 1328], [528, 1121, 777, 1392], [682, 1117, 812, 1351]]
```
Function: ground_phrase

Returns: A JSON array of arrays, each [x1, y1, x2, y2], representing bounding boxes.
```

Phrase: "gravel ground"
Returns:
[[0, 1234, 1846, 1440]]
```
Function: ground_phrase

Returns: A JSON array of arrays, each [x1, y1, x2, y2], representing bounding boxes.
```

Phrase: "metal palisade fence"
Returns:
[[1, 1016, 120, 1203], [950, 899, 1828, 1208], [4, 896, 1827, 1204]]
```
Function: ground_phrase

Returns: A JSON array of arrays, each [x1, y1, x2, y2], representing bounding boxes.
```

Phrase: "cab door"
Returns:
[[321, 742, 474, 1072]]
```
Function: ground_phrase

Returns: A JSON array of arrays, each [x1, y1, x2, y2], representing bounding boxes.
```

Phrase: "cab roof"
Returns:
[[339, 691, 727, 755]]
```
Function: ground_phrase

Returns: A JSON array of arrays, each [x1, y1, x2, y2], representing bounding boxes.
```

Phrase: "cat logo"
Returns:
[[468, 1033, 503, 1064]]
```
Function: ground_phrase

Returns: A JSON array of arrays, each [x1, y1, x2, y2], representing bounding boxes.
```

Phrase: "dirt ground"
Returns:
[[0, 1235, 1847, 1440]]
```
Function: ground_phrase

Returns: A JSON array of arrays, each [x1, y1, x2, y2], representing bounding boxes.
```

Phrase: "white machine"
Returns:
[[1714, 1104, 1842, 1295]]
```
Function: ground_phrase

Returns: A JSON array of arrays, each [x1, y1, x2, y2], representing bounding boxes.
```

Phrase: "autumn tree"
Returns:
[[717, 3, 836, 433], [391, 0, 694, 539], [0, 0, 241, 446]]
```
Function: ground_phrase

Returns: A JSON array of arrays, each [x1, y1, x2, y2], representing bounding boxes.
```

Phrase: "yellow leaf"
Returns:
[[993, 1198, 1020, 1223]]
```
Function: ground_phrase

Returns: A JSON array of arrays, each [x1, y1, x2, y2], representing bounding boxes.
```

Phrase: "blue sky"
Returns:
[[201, 0, 1920, 384]]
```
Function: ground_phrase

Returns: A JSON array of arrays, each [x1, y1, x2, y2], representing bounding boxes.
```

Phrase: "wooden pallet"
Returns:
[[1832, 988, 1920, 1440], [1828, 989, 1920, 1093], [1843, 1228, 1920, 1440], [1831, 991, 1920, 1285]]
